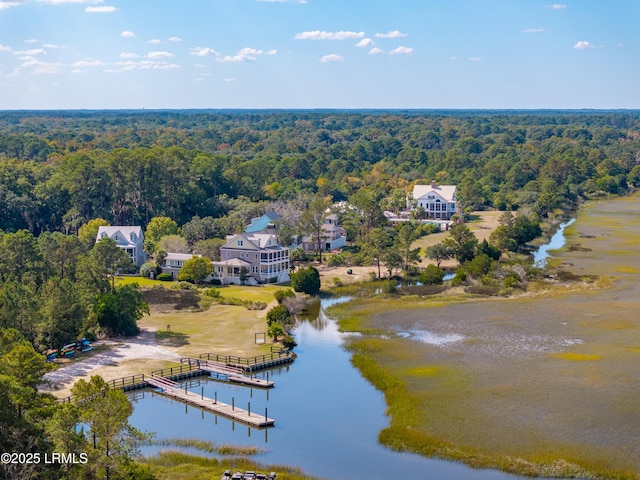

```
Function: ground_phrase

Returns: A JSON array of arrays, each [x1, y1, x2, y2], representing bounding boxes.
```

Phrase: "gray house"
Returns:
[[211, 232, 290, 285], [95, 226, 146, 267]]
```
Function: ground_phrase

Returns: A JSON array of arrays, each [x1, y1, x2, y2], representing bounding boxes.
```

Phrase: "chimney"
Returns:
[[430, 180, 437, 188]]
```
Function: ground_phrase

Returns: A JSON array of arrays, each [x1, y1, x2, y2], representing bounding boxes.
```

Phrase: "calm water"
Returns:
[[129, 297, 522, 480], [533, 218, 575, 266]]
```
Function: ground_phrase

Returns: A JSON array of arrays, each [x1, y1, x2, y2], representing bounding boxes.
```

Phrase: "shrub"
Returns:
[[420, 265, 445, 285], [333, 277, 343, 287], [283, 335, 297, 350], [203, 287, 221, 298], [291, 266, 321, 295], [266, 304, 293, 328], [274, 288, 295, 304], [156, 273, 173, 281], [245, 301, 267, 310], [171, 281, 197, 291], [381, 279, 397, 294], [328, 254, 345, 267], [140, 262, 160, 278]]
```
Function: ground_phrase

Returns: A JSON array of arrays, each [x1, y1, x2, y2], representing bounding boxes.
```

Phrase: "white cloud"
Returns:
[[25, 39, 38, 44], [20, 57, 64, 75], [295, 30, 364, 40], [15, 48, 46, 55], [522, 28, 544, 33], [169, 36, 182, 43], [115, 59, 181, 71], [189, 47, 219, 57], [217, 54, 257, 63], [551, 4, 567, 9], [70, 69, 82, 74], [0, 44, 12, 52], [266, 49, 277, 55], [224, 77, 236, 82], [147, 51, 174, 58], [368, 47, 384, 55], [469, 56, 483, 61], [120, 52, 138, 58], [37, 0, 104, 4], [389, 46, 414, 55], [121, 31, 136, 38], [86, 5, 116, 12], [355, 38, 374, 48], [573, 40, 595, 49], [375, 30, 407, 39], [320, 53, 344, 63], [0, 1, 25, 10], [43, 43, 64, 48], [237, 47, 263, 56], [148, 38, 162, 44], [72, 59, 105, 67]]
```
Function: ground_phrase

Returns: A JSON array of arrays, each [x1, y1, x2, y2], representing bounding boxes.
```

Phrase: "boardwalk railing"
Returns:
[[150, 362, 200, 378], [198, 351, 294, 371], [59, 374, 148, 404]]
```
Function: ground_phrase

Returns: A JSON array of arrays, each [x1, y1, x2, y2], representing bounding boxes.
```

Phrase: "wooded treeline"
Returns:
[[1, 110, 640, 235]]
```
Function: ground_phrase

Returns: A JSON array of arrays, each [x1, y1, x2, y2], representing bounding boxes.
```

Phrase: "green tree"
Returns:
[[71, 376, 148, 480], [442, 224, 478, 264], [420, 264, 445, 285], [297, 195, 332, 264], [89, 284, 148, 336], [239, 266, 250, 285], [361, 227, 394, 279], [145, 216, 180, 252], [266, 304, 293, 330], [78, 237, 133, 294], [291, 265, 321, 294], [267, 323, 285, 342], [395, 223, 422, 273], [177, 255, 212, 284], [78, 218, 109, 249], [38, 231, 86, 281], [424, 242, 454, 268]]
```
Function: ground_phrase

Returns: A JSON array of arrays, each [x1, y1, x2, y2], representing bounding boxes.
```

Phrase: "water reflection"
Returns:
[[129, 296, 523, 480]]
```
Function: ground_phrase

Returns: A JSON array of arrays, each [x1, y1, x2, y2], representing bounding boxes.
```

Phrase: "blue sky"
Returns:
[[0, 0, 637, 109]]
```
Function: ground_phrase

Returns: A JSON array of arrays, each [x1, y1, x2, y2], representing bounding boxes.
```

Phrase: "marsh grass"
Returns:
[[149, 438, 264, 455], [551, 352, 602, 361], [142, 451, 317, 480]]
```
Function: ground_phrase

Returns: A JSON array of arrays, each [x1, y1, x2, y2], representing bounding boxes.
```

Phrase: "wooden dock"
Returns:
[[198, 350, 294, 373], [180, 358, 275, 388], [147, 375, 275, 428]]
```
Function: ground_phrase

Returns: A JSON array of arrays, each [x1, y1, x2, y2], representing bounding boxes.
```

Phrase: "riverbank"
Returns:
[[328, 194, 640, 479]]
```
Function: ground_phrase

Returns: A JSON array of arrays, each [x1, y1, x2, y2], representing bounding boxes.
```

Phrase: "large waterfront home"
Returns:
[[409, 181, 457, 220], [95, 226, 146, 267], [211, 231, 290, 285]]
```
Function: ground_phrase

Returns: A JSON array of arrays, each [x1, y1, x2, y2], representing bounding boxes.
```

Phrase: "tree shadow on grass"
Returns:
[[155, 330, 190, 347], [142, 289, 201, 312]]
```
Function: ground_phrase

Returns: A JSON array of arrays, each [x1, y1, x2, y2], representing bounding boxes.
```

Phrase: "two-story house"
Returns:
[[95, 226, 146, 267], [409, 181, 457, 220], [211, 232, 290, 285], [301, 213, 347, 252]]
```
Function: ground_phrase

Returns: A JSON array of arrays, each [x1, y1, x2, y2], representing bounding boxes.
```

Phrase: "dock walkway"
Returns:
[[147, 375, 274, 428], [180, 357, 274, 388]]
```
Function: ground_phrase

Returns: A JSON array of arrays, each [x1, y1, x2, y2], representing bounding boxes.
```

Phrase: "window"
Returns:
[[255, 253, 258, 260], [252, 266, 258, 274], [226, 252, 230, 259], [238, 240, 243, 246]]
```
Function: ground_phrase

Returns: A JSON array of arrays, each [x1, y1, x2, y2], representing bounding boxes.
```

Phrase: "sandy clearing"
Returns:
[[41, 328, 180, 396]]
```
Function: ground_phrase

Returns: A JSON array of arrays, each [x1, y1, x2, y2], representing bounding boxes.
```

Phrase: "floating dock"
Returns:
[[147, 375, 275, 428]]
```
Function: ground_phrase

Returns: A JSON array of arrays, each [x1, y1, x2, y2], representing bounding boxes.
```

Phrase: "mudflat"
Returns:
[[341, 193, 640, 477]]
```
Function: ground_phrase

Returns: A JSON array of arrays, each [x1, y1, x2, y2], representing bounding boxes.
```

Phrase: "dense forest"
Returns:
[[1, 110, 640, 479], [1, 110, 639, 234]]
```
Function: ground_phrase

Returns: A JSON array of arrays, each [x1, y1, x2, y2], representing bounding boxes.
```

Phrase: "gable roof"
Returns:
[[96, 226, 143, 246], [245, 211, 281, 233], [223, 232, 284, 251], [412, 184, 457, 203]]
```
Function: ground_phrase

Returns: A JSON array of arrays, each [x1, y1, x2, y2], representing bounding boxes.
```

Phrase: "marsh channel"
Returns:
[[129, 193, 640, 479]]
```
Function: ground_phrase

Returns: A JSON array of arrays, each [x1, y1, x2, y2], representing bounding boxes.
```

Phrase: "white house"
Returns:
[[409, 181, 457, 220], [301, 213, 347, 252], [95, 226, 146, 267], [160, 252, 194, 279]]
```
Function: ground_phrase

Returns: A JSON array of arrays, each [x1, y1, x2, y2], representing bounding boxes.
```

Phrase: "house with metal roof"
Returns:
[[95, 226, 146, 267]]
